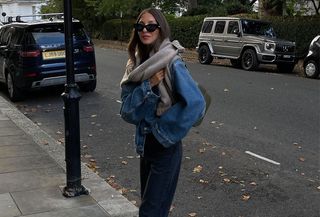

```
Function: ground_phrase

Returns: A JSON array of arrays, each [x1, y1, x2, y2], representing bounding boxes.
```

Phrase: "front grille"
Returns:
[[275, 44, 295, 53]]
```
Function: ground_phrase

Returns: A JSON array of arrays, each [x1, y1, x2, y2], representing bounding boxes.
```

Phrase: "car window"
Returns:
[[227, 21, 239, 35], [214, 21, 225, 34], [10, 28, 24, 45], [0, 26, 12, 45], [241, 20, 276, 37], [201, 21, 214, 33], [28, 23, 87, 45]]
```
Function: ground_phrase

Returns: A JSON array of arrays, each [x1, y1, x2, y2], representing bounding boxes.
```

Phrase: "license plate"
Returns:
[[42, 50, 65, 60], [283, 55, 291, 59]]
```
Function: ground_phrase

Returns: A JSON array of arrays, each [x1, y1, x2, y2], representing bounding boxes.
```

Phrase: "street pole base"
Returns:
[[63, 185, 89, 198]]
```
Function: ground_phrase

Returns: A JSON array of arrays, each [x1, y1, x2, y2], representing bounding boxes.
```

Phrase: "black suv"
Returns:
[[303, 35, 320, 79], [0, 15, 96, 101]]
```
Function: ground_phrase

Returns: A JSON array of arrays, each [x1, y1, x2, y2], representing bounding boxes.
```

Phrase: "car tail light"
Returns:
[[19, 50, 41, 57], [24, 72, 37, 77], [83, 45, 94, 52]]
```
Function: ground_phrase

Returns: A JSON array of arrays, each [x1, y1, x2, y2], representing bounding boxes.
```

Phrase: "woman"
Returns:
[[120, 8, 205, 217]]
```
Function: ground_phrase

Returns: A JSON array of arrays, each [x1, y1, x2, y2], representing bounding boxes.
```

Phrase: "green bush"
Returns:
[[167, 15, 205, 48], [262, 16, 320, 58], [99, 18, 135, 42], [95, 15, 320, 59]]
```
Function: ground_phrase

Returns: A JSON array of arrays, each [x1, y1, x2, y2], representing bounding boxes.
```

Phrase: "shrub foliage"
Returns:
[[95, 15, 320, 59]]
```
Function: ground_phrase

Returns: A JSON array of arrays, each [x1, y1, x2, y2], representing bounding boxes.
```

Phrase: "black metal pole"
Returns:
[[62, 0, 88, 197]]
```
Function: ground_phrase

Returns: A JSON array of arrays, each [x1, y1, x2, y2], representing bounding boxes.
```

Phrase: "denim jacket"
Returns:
[[120, 58, 206, 155]]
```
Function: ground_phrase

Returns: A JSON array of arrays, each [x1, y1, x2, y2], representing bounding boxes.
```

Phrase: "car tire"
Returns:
[[6, 72, 24, 102], [277, 63, 295, 74], [241, 49, 258, 71], [304, 60, 319, 78], [79, 80, 96, 92], [198, 45, 213, 64]]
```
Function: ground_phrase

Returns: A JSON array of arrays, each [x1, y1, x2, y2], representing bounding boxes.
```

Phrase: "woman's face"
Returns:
[[137, 12, 160, 45]]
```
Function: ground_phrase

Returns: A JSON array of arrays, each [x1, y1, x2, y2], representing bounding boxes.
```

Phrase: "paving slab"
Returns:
[[0, 167, 65, 194], [0, 193, 21, 217], [0, 144, 44, 158], [21, 205, 111, 217], [0, 120, 25, 136], [0, 134, 34, 147], [0, 155, 57, 173], [11, 186, 96, 215]]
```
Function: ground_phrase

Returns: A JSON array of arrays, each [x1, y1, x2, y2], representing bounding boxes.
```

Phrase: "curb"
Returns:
[[0, 95, 138, 217]]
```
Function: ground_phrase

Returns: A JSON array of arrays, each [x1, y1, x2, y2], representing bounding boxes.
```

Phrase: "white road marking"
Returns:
[[245, 151, 280, 166]]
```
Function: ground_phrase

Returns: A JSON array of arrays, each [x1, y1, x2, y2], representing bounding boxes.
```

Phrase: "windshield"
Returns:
[[28, 23, 87, 45], [241, 20, 276, 38]]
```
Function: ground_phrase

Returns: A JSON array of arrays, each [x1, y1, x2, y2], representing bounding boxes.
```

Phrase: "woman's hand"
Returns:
[[149, 69, 165, 87]]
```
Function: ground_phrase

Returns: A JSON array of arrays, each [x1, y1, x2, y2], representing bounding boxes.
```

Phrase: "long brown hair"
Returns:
[[127, 8, 171, 64]]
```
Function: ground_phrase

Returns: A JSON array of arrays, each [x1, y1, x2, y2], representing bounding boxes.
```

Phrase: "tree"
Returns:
[[259, 0, 285, 17], [41, 0, 63, 13]]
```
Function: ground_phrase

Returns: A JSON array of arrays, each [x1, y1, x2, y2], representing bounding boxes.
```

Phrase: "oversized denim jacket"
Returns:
[[120, 58, 206, 155]]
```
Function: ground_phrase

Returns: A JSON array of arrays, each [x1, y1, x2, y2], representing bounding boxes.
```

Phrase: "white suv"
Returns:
[[196, 17, 296, 73]]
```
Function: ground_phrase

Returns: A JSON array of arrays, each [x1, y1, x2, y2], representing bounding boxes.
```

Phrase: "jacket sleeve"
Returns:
[[120, 80, 159, 125], [151, 59, 206, 147]]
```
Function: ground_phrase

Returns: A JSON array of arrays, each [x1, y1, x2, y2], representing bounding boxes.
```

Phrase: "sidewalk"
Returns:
[[0, 95, 138, 217]]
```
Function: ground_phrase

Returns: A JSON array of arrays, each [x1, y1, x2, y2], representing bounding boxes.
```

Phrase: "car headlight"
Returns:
[[265, 42, 276, 52]]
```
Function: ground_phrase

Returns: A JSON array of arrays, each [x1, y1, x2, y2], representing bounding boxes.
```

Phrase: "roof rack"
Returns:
[[7, 13, 64, 23]]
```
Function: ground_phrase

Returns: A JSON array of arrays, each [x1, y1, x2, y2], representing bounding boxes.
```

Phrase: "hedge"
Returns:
[[95, 15, 320, 59]]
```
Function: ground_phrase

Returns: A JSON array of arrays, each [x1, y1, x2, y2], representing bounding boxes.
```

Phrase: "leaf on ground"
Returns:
[[188, 212, 197, 217], [199, 148, 206, 153], [56, 131, 63, 135], [169, 205, 175, 212], [121, 160, 128, 165], [199, 179, 209, 184], [249, 181, 257, 186], [317, 186, 320, 190], [299, 157, 305, 162], [193, 165, 203, 173], [42, 140, 49, 145], [224, 88, 229, 92], [241, 193, 251, 201], [84, 154, 92, 159], [223, 178, 231, 184]]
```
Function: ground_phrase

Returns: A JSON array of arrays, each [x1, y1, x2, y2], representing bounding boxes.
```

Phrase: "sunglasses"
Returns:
[[134, 23, 160, 32]]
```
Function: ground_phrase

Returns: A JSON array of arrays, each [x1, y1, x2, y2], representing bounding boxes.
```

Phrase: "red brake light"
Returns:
[[19, 50, 41, 57], [83, 45, 94, 52]]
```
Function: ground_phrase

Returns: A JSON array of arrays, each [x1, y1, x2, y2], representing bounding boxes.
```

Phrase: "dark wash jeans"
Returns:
[[139, 133, 182, 217]]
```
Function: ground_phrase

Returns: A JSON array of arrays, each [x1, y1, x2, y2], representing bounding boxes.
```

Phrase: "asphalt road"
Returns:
[[2, 47, 319, 217]]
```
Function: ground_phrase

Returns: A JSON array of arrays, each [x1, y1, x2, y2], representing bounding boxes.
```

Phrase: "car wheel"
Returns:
[[241, 49, 258, 71], [230, 59, 241, 68], [304, 60, 319, 78], [6, 72, 24, 102], [198, 45, 213, 64], [277, 63, 295, 73], [79, 80, 96, 92]]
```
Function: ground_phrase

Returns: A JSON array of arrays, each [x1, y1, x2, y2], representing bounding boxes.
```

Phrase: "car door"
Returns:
[[211, 20, 226, 55], [223, 20, 242, 58], [0, 26, 10, 82]]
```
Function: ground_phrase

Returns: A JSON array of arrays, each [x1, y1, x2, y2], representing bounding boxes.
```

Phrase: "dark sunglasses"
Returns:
[[134, 23, 160, 32]]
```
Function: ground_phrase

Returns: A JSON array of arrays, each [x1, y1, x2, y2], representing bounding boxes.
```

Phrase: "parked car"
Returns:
[[0, 14, 96, 101], [196, 17, 296, 73], [303, 35, 320, 79]]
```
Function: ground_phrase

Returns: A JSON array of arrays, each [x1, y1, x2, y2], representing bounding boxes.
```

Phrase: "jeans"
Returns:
[[139, 133, 182, 217]]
